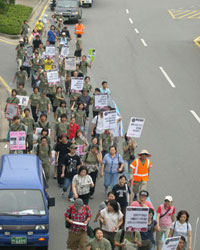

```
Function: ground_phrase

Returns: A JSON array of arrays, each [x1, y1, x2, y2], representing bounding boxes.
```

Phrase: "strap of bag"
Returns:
[[160, 208, 171, 219]]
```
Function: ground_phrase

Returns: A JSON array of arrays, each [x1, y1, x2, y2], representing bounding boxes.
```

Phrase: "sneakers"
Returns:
[[68, 198, 74, 203]]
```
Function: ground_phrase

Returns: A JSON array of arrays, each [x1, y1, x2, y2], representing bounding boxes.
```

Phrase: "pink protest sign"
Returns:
[[10, 131, 26, 150], [76, 145, 85, 156]]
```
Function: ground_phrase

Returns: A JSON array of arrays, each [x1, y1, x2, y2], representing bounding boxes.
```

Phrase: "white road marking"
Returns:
[[129, 18, 133, 24], [134, 28, 139, 34], [190, 110, 200, 124], [141, 38, 147, 47], [126, 9, 129, 14], [159, 66, 176, 88], [193, 217, 199, 250]]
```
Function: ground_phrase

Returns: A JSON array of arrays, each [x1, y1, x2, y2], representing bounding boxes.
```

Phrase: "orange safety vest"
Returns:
[[74, 23, 85, 34], [130, 158, 152, 182]]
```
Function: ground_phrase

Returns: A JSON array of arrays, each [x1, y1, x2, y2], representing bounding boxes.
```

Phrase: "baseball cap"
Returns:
[[74, 198, 83, 211], [139, 190, 149, 197], [70, 144, 77, 149], [164, 195, 173, 202]]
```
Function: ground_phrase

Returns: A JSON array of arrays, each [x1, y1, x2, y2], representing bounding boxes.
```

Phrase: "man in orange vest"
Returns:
[[74, 19, 85, 35], [129, 149, 152, 200]]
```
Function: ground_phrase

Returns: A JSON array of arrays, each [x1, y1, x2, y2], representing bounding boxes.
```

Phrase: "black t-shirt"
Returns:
[[55, 141, 72, 163], [62, 154, 81, 179], [33, 39, 42, 50], [112, 184, 131, 208]]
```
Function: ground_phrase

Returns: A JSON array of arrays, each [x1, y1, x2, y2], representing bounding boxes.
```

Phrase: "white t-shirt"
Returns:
[[170, 221, 192, 241], [100, 207, 123, 232], [111, 114, 121, 137], [92, 115, 104, 134], [72, 174, 93, 195]]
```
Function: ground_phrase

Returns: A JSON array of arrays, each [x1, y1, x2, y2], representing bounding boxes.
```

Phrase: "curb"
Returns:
[[193, 36, 200, 48]]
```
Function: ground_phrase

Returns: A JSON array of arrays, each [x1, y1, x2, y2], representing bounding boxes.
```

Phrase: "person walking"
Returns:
[[86, 228, 112, 250], [156, 195, 175, 250], [130, 190, 154, 209], [74, 19, 85, 35], [130, 149, 152, 200]]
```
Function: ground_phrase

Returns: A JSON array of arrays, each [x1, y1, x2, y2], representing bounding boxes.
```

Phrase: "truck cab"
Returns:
[[0, 154, 55, 250]]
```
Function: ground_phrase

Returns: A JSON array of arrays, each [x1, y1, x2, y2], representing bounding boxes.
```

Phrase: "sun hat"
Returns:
[[138, 149, 151, 157]]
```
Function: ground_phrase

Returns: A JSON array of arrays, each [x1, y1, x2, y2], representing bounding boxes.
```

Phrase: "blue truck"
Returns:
[[0, 154, 55, 249]]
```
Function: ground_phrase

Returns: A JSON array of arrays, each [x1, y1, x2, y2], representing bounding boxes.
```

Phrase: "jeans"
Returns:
[[63, 178, 73, 198], [123, 160, 131, 180], [37, 110, 48, 117], [104, 172, 119, 190]]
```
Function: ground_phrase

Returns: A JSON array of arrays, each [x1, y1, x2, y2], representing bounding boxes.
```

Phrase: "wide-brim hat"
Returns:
[[138, 149, 151, 157]]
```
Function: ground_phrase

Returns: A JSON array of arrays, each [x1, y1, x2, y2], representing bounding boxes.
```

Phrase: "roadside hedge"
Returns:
[[0, 4, 32, 35]]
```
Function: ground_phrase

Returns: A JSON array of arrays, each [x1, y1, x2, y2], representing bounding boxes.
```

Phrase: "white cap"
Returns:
[[164, 195, 173, 202]]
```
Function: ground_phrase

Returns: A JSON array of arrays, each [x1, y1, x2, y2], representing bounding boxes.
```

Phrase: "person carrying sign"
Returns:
[[74, 19, 85, 35], [156, 195, 175, 250], [129, 149, 152, 200]]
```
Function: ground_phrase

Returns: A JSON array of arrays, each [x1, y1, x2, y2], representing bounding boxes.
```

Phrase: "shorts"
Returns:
[[53, 106, 58, 113], [74, 49, 82, 57], [67, 230, 87, 250]]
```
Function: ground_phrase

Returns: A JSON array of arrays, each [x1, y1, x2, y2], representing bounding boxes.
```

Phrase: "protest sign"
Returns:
[[45, 46, 56, 56], [103, 110, 117, 129], [94, 94, 108, 110], [10, 131, 26, 151], [127, 117, 145, 138], [71, 77, 84, 92], [27, 46, 33, 57], [125, 207, 149, 232], [76, 145, 85, 156], [61, 46, 69, 57], [35, 128, 51, 136], [162, 237, 181, 250], [47, 70, 60, 85], [5, 103, 19, 120], [16, 95, 29, 106], [88, 48, 96, 62], [65, 57, 76, 71]]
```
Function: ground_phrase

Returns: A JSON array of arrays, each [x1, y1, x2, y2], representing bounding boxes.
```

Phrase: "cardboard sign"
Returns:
[[127, 117, 145, 138], [125, 207, 149, 232], [10, 131, 26, 150], [76, 145, 85, 156], [71, 77, 84, 92], [65, 57, 76, 71], [47, 70, 60, 85], [162, 237, 181, 250], [103, 110, 117, 129], [16, 95, 29, 106], [61, 46, 69, 57], [94, 94, 108, 110], [45, 46, 56, 56], [5, 103, 19, 120], [88, 48, 96, 62]]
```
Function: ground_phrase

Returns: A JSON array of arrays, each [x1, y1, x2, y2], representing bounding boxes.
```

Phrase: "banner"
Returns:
[[103, 110, 117, 129], [76, 145, 85, 156], [10, 131, 26, 150], [47, 70, 60, 85], [5, 103, 19, 120], [16, 95, 29, 106], [45, 46, 56, 56], [125, 207, 149, 232], [88, 48, 96, 62], [71, 77, 84, 92], [61, 46, 69, 57], [127, 117, 145, 138], [94, 94, 108, 110], [65, 57, 76, 71], [162, 237, 181, 250]]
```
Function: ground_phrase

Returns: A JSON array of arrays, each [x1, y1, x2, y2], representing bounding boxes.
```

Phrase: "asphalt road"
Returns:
[[0, 0, 200, 249]]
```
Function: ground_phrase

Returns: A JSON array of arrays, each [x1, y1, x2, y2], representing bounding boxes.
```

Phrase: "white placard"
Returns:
[[47, 70, 60, 85], [35, 127, 51, 136], [27, 46, 33, 57], [45, 46, 56, 56], [103, 110, 117, 129], [162, 237, 181, 250], [71, 77, 84, 92], [65, 57, 76, 71], [125, 207, 149, 232], [61, 46, 69, 57], [94, 94, 108, 109], [16, 95, 29, 106], [5, 103, 19, 120], [127, 117, 145, 138]]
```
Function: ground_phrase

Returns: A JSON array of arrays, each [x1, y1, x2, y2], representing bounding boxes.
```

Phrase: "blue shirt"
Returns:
[[47, 30, 57, 42], [102, 153, 124, 173], [100, 88, 111, 95]]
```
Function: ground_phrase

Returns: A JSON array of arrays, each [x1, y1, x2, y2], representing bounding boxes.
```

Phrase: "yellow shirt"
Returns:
[[44, 59, 53, 71], [35, 21, 44, 31]]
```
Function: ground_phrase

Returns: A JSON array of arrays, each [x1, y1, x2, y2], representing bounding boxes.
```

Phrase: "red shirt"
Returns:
[[130, 200, 154, 210], [68, 123, 80, 139]]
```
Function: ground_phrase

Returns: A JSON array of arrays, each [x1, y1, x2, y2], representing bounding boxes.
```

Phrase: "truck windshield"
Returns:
[[57, 0, 78, 8], [0, 190, 46, 216]]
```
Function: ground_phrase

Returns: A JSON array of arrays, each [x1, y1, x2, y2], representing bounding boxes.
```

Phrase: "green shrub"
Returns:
[[0, 4, 32, 35]]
